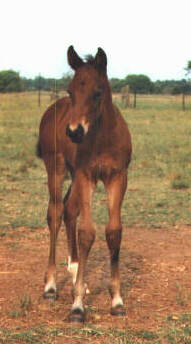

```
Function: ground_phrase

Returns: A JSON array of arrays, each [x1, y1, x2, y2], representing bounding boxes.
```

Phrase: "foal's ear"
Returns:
[[67, 46, 84, 70], [95, 48, 107, 74]]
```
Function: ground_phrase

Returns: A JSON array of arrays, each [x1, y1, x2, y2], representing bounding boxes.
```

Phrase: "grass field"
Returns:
[[1, 92, 191, 344], [0, 92, 191, 231]]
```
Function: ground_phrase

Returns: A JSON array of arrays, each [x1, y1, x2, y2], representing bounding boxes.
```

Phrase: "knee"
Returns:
[[47, 201, 63, 224], [64, 201, 78, 223], [78, 228, 96, 251], [105, 227, 122, 256]]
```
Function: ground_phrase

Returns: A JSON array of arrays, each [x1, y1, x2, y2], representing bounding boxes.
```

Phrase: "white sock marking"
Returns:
[[72, 297, 84, 312], [84, 283, 90, 294], [67, 256, 90, 293], [112, 295, 123, 308], [67, 256, 71, 270], [68, 258, 78, 285], [44, 279, 56, 293]]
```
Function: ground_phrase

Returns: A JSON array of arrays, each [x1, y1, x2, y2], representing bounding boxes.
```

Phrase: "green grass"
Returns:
[[0, 92, 191, 231], [95, 94, 191, 228], [0, 92, 50, 229], [121, 95, 191, 228], [1, 92, 191, 343], [1, 314, 191, 343]]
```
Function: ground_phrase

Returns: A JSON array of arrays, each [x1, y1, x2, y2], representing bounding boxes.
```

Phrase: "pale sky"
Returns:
[[0, 0, 190, 81]]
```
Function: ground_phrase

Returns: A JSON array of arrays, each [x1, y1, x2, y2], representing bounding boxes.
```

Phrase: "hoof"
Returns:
[[43, 289, 58, 301], [110, 305, 126, 316], [69, 308, 85, 323]]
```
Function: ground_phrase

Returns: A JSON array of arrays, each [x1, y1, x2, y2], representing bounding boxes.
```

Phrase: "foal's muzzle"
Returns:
[[66, 124, 84, 143]]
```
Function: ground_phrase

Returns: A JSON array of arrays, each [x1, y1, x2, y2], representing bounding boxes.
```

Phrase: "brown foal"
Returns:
[[37, 46, 132, 322]]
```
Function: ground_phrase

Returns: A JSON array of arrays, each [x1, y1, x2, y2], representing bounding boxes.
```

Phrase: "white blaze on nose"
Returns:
[[69, 123, 78, 131], [81, 119, 89, 134], [69, 120, 89, 134]]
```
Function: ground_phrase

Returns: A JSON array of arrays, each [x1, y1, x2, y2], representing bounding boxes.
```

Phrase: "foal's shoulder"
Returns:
[[48, 96, 71, 117], [40, 97, 71, 126], [113, 104, 121, 117], [113, 104, 129, 128]]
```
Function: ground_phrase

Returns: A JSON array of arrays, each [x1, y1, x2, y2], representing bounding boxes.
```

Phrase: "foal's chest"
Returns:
[[76, 140, 126, 180], [89, 153, 120, 180]]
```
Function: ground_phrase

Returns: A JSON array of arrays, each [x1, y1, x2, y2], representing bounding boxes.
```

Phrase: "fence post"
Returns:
[[121, 85, 130, 108], [133, 91, 136, 108], [38, 74, 41, 107], [126, 85, 130, 107], [182, 92, 185, 111]]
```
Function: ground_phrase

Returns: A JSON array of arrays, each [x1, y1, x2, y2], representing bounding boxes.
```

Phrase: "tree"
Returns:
[[21, 77, 35, 90], [58, 73, 73, 91], [185, 61, 191, 76], [110, 78, 126, 93], [182, 61, 191, 110], [125, 74, 153, 94], [0, 70, 23, 92]]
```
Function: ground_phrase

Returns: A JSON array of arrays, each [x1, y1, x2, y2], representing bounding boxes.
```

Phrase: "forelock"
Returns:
[[84, 55, 95, 66]]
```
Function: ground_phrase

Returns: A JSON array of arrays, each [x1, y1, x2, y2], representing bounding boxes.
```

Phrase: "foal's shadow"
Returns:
[[85, 243, 144, 302], [57, 274, 70, 293], [56, 241, 143, 300]]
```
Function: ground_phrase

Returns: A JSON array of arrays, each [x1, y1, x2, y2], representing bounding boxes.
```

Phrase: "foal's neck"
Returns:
[[101, 86, 116, 131]]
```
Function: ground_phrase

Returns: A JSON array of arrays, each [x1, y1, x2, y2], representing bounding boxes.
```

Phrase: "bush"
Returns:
[[171, 176, 189, 189], [125, 74, 153, 94], [0, 70, 23, 92], [110, 78, 126, 93]]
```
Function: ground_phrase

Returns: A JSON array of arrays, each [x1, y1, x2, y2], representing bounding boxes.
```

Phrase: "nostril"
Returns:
[[66, 124, 71, 137], [77, 124, 84, 137]]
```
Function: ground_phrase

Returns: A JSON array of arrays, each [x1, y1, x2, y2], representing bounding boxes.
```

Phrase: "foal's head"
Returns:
[[66, 46, 110, 143]]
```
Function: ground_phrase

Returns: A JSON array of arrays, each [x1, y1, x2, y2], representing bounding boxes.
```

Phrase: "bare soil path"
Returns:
[[0, 225, 191, 342]]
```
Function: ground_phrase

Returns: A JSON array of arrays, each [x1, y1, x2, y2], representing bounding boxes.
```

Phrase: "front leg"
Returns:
[[66, 170, 96, 323], [103, 169, 127, 316]]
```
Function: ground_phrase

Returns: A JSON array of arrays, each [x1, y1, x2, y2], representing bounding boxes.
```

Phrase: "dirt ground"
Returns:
[[1, 225, 191, 341]]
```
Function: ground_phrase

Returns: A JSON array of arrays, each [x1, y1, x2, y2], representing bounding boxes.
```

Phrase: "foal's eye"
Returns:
[[93, 90, 102, 100], [79, 81, 85, 87]]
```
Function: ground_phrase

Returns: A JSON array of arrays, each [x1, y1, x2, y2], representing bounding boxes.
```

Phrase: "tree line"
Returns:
[[0, 67, 191, 95], [110, 76, 191, 94], [0, 70, 72, 93]]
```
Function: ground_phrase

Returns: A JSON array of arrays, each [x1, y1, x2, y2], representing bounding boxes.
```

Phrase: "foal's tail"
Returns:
[[36, 140, 42, 159]]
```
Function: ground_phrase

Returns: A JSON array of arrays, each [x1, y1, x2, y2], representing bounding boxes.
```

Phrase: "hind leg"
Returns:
[[103, 170, 127, 315], [43, 153, 65, 299]]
